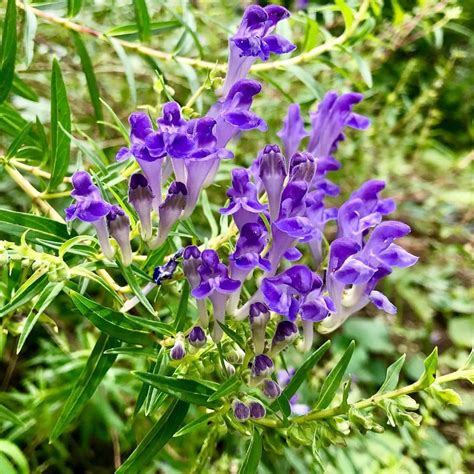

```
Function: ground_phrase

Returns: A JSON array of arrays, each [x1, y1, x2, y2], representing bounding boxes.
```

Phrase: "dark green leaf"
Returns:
[[124, 315, 174, 336], [105, 20, 181, 40], [377, 354, 406, 393], [0, 0, 17, 103], [239, 428, 262, 474], [69, 290, 154, 346], [67, 0, 83, 17], [217, 322, 246, 350], [207, 375, 241, 402], [117, 400, 189, 474], [71, 32, 104, 130], [49, 58, 71, 189], [12, 75, 39, 101], [174, 411, 217, 437], [315, 340, 355, 409], [133, 0, 151, 42], [17, 281, 64, 353], [0, 405, 25, 426], [50, 333, 119, 440], [133, 372, 219, 408], [104, 346, 159, 357], [5, 122, 32, 158], [174, 281, 189, 331]]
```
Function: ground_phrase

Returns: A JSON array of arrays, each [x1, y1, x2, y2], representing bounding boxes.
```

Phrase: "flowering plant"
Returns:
[[0, 1, 471, 472]]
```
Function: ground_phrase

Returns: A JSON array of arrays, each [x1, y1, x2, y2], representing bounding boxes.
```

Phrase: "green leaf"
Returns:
[[335, 0, 354, 30], [69, 290, 154, 346], [117, 400, 189, 474], [239, 428, 262, 474], [5, 122, 32, 159], [217, 322, 246, 350], [133, 0, 151, 42], [448, 316, 474, 348], [0, 405, 25, 426], [0, 440, 29, 474], [133, 373, 219, 408], [174, 281, 189, 331], [123, 315, 174, 337], [23, 1, 37, 67], [105, 20, 181, 40], [71, 32, 104, 131], [174, 411, 217, 437], [49, 58, 71, 189], [0, 0, 17, 103], [377, 354, 406, 393], [17, 281, 64, 353], [12, 75, 39, 101], [67, 0, 83, 17], [315, 340, 355, 409], [201, 190, 218, 239], [207, 375, 241, 402], [0, 273, 48, 319], [417, 347, 438, 389], [50, 333, 119, 441], [109, 38, 137, 106], [280, 341, 331, 402], [351, 50, 373, 88], [287, 65, 323, 100]]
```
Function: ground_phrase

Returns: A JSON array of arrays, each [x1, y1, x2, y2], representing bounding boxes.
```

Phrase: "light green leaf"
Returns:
[[174, 412, 217, 437], [0, 440, 29, 474], [239, 428, 262, 474], [207, 375, 241, 402], [316, 341, 355, 409], [0, 0, 17, 103], [0, 405, 25, 426], [49, 58, 71, 189], [201, 190, 218, 239], [417, 347, 438, 389], [67, 0, 83, 17], [23, 1, 37, 67], [105, 20, 181, 40], [133, 0, 151, 42], [174, 281, 190, 331], [109, 38, 137, 106], [50, 333, 119, 440], [377, 354, 406, 393], [117, 400, 189, 474]]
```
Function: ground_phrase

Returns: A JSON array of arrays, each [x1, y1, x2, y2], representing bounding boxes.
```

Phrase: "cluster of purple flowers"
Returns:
[[65, 5, 418, 418]]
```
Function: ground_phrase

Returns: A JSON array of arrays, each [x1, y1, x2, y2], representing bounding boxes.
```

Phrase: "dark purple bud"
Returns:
[[262, 379, 281, 399], [270, 321, 298, 356], [249, 401, 266, 419], [128, 173, 153, 241], [249, 302, 270, 354], [188, 326, 207, 348], [289, 151, 315, 183], [277, 103, 308, 160], [170, 338, 186, 360], [232, 400, 250, 422], [251, 354, 274, 380], [107, 206, 132, 266]]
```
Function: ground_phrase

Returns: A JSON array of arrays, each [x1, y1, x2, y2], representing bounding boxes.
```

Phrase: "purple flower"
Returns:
[[250, 354, 274, 383], [221, 5, 295, 95], [128, 173, 153, 241], [220, 168, 266, 230], [191, 249, 240, 342], [188, 325, 207, 348], [149, 182, 187, 249], [170, 336, 186, 360], [107, 205, 133, 266], [269, 320, 298, 356], [262, 379, 281, 399], [277, 103, 308, 161], [249, 302, 270, 354], [249, 401, 266, 419], [233, 400, 250, 421], [65, 171, 114, 260], [288, 151, 315, 184], [255, 144, 287, 221], [319, 221, 418, 333], [307, 91, 370, 160], [209, 80, 267, 148]]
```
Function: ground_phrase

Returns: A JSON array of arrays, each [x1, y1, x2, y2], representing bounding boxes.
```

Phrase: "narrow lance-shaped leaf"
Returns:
[[71, 32, 104, 131], [377, 353, 406, 394], [117, 400, 189, 474], [174, 280, 189, 331], [133, 0, 151, 42], [49, 58, 71, 189], [109, 38, 137, 106], [417, 347, 438, 389], [67, 0, 84, 17], [0, 0, 17, 104], [239, 428, 262, 474], [315, 340, 355, 410], [50, 333, 119, 441], [23, 0, 37, 68]]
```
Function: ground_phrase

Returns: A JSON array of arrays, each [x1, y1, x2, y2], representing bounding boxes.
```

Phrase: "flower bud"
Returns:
[[232, 400, 250, 422], [269, 320, 298, 356], [107, 206, 133, 266], [170, 335, 186, 361], [250, 354, 274, 386], [224, 360, 236, 377], [188, 326, 206, 348], [128, 173, 154, 241], [261, 379, 281, 400], [226, 344, 245, 365], [249, 302, 270, 354], [249, 401, 266, 419]]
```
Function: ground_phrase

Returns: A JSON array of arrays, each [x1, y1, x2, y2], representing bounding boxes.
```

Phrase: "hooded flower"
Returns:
[[277, 103, 308, 162], [128, 173, 154, 241], [221, 5, 295, 95], [65, 171, 114, 260], [220, 168, 266, 230], [107, 205, 133, 266], [191, 249, 240, 342], [319, 221, 418, 333]]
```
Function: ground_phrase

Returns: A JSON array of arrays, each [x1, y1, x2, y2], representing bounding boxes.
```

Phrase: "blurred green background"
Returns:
[[0, 0, 472, 472]]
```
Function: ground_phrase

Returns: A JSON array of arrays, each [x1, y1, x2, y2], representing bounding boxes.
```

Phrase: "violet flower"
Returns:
[[249, 302, 270, 354], [65, 171, 114, 260], [107, 205, 133, 266], [221, 5, 295, 96], [255, 144, 287, 221], [277, 103, 308, 163], [249, 401, 266, 419], [269, 320, 298, 356], [233, 400, 250, 422], [128, 173, 153, 241], [170, 334, 186, 360], [262, 379, 281, 399], [220, 168, 266, 230], [191, 249, 240, 342], [250, 354, 274, 386], [188, 325, 206, 349], [183, 246, 209, 328], [227, 222, 270, 315], [209, 80, 267, 149], [149, 182, 187, 249], [319, 221, 418, 333]]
